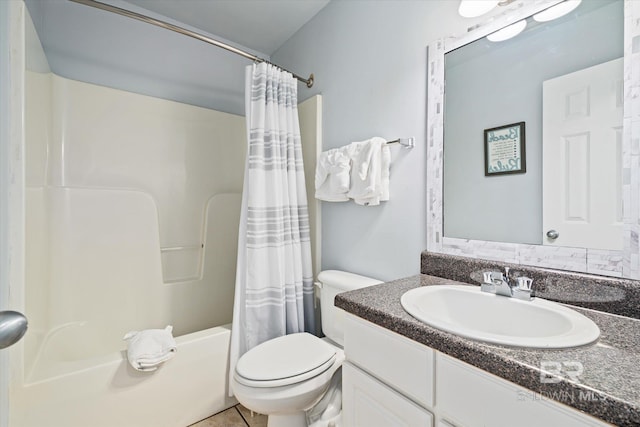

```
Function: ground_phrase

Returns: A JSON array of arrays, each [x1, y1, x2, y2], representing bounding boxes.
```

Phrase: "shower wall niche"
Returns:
[[25, 69, 246, 381]]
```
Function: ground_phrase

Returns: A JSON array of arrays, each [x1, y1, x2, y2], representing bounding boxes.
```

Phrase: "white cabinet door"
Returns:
[[542, 58, 623, 250], [343, 362, 433, 427], [436, 353, 610, 427]]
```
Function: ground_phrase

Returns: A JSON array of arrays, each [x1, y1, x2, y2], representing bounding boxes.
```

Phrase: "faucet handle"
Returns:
[[513, 276, 535, 301], [481, 271, 499, 293], [516, 276, 533, 291]]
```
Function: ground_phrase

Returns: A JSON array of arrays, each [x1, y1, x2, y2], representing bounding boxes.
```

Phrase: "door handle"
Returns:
[[546, 229, 559, 240], [0, 311, 28, 349]]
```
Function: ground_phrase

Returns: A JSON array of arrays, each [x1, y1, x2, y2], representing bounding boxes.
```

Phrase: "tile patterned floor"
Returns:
[[189, 405, 267, 427]]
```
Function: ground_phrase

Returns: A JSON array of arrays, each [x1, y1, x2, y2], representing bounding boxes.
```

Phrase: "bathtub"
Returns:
[[11, 325, 236, 427]]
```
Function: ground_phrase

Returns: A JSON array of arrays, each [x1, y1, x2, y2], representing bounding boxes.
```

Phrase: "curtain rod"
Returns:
[[69, 0, 315, 88]]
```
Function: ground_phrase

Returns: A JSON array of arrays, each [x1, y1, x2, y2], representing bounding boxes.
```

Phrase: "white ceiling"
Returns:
[[123, 0, 330, 56]]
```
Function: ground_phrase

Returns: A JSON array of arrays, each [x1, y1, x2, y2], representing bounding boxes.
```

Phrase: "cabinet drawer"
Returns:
[[344, 313, 434, 408], [343, 362, 434, 427]]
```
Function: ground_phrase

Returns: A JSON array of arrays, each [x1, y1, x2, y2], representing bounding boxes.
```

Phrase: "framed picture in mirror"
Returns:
[[484, 121, 526, 176]]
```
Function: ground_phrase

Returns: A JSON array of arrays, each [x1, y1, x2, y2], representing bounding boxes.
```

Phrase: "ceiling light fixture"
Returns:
[[533, 0, 582, 22], [458, 0, 499, 18], [486, 19, 527, 42]]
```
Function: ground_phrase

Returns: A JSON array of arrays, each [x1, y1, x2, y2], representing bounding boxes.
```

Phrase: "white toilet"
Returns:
[[231, 270, 382, 427]]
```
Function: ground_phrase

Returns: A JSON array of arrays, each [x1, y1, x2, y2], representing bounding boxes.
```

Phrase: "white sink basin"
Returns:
[[400, 285, 600, 349]]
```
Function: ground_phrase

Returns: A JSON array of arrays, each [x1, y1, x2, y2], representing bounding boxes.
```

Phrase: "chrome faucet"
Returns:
[[481, 267, 535, 301]]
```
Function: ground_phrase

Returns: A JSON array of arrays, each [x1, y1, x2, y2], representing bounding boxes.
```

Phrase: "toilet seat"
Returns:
[[235, 332, 337, 388]]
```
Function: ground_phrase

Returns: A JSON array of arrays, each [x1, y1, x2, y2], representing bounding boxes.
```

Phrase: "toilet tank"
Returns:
[[317, 270, 383, 347]]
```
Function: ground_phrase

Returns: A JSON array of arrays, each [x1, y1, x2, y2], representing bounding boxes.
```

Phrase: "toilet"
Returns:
[[231, 270, 383, 427]]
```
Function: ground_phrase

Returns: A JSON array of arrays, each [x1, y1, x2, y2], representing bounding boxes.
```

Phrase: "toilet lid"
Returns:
[[235, 333, 337, 387]]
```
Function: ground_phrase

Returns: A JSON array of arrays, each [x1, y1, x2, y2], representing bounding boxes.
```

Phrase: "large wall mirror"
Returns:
[[427, 0, 640, 279]]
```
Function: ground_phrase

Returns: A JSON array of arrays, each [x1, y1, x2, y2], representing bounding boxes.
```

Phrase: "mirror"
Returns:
[[427, 0, 640, 278], [444, 0, 623, 248]]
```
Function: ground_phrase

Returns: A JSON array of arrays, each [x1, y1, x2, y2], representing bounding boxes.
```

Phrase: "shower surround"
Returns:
[[15, 20, 246, 425]]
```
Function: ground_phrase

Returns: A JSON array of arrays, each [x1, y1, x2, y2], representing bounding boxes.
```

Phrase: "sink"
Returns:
[[400, 285, 600, 349]]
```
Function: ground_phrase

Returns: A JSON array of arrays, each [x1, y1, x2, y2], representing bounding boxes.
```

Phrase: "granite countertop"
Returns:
[[335, 274, 640, 427]]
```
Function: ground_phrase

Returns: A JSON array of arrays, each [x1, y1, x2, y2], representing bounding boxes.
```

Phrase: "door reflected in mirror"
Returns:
[[443, 0, 623, 250]]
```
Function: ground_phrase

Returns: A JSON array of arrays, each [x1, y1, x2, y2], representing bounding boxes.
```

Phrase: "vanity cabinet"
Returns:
[[343, 313, 610, 427]]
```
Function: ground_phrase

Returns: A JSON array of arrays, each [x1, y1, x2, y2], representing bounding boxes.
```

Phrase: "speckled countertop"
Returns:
[[335, 274, 640, 427]]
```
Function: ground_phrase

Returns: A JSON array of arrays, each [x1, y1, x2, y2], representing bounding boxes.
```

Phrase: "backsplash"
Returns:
[[421, 251, 640, 320]]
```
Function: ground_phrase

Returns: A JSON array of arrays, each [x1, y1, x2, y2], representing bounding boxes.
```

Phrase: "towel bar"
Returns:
[[386, 137, 415, 148]]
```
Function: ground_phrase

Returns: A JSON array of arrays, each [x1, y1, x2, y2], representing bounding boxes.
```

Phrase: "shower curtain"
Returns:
[[230, 62, 315, 380]]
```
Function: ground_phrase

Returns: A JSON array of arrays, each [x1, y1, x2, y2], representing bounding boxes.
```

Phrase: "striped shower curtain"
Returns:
[[229, 62, 315, 382]]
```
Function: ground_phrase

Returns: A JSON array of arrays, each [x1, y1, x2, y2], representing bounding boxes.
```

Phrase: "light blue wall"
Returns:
[[272, 1, 493, 281]]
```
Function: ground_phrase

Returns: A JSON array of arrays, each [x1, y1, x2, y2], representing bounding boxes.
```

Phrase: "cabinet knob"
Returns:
[[546, 229, 559, 240]]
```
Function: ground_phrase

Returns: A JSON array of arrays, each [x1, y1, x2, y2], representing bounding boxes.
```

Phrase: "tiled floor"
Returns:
[[189, 404, 267, 427]]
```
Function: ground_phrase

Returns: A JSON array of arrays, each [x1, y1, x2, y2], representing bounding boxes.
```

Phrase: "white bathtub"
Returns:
[[11, 325, 236, 427]]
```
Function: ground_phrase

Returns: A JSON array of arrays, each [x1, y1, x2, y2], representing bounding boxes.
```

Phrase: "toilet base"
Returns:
[[267, 412, 306, 427], [232, 345, 345, 427]]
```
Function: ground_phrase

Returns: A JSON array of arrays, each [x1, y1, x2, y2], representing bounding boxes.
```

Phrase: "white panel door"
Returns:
[[542, 58, 623, 250], [2, 2, 26, 427]]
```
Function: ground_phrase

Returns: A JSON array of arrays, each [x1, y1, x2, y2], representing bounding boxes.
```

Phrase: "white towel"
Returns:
[[315, 147, 351, 202], [380, 144, 391, 202], [347, 137, 386, 206], [123, 325, 177, 372]]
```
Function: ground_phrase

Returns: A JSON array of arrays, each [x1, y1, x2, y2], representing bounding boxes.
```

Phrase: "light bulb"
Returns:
[[458, 0, 499, 18], [533, 0, 582, 22], [486, 20, 527, 42]]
